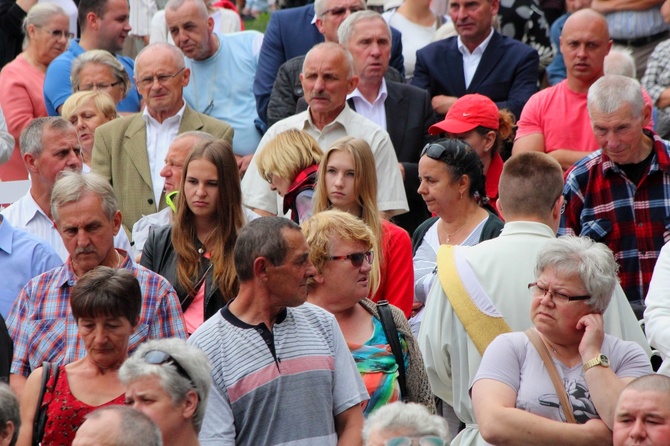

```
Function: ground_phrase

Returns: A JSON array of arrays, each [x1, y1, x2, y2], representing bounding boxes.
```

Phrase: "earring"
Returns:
[[459, 191, 463, 201]]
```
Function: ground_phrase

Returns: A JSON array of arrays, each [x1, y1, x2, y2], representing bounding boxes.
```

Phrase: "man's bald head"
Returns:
[[561, 9, 612, 89]]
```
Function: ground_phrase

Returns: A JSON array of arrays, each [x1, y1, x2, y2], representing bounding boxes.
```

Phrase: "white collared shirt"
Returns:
[[347, 79, 388, 131], [1, 191, 133, 261], [143, 102, 186, 206], [457, 28, 495, 89]]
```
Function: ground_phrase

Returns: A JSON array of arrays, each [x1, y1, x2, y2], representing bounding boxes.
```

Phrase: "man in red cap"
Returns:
[[427, 94, 514, 203]]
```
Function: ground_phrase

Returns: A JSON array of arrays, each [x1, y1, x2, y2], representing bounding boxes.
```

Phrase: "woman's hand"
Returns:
[[577, 313, 605, 361]]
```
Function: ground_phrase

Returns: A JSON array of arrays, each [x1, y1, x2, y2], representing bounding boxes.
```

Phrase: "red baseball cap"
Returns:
[[428, 94, 500, 135]]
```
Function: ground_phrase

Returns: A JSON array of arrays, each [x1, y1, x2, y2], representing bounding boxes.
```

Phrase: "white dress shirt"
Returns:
[[457, 28, 494, 89], [348, 79, 388, 130]]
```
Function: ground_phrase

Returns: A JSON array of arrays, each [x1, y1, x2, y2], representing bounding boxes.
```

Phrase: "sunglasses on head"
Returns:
[[385, 436, 447, 446], [420, 140, 472, 162], [143, 350, 194, 385], [327, 250, 374, 267]]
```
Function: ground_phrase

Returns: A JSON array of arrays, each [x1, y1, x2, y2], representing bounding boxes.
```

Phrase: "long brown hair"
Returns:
[[172, 139, 243, 300]]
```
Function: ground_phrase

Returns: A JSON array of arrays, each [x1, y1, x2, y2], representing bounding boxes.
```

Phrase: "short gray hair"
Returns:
[[234, 217, 300, 282], [85, 406, 163, 446], [19, 117, 75, 157], [534, 235, 619, 312], [315, 0, 365, 16], [165, 0, 209, 19], [51, 171, 119, 223], [0, 383, 20, 446], [588, 74, 645, 119], [303, 42, 355, 79], [173, 130, 215, 145], [22, 3, 67, 47], [338, 11, 390, 49], [119, 338, 211, 433], [71, 49, 131, 97], [362, 402, 449, 445], [135, 42, 185, 74], [604, 46, 636, 79]]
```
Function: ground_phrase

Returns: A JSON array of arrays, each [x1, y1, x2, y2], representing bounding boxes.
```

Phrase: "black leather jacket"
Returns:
[[140, 225, 230, 324]]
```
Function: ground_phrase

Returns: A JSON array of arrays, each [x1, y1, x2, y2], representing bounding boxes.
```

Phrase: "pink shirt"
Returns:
[[516, 80, 654, 153], [0, 55, 48, 180]]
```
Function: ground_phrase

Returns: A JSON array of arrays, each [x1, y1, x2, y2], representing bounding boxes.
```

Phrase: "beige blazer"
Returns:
[[92, 104, 234, 237]]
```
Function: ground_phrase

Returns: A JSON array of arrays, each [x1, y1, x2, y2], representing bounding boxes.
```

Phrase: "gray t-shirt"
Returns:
[[473, 331, 652, 423]]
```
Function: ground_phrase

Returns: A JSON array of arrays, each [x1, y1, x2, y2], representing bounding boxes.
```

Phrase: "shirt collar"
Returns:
[[348, 78, 388, 106], [303, 102, 351, 131], [142, 101, 187, 126], [15, 191, 53, 228], [457, 28, 495, 56], [59, 249, 132, 286]]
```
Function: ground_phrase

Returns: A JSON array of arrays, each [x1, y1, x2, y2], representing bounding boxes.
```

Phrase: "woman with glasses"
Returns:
[[70, 50, 130, 113], [412, 138, 504, 334], [0, 3, 70, 181], [303, 210, 434, 417], [141, 139, 246, 335], [120, 338, 211, 446], [61, 91, 118, 171], [312, 137, 415, 319], [471, 236, 652, 445], [16, 267, 140, 446], [363, 401, 449, 446]]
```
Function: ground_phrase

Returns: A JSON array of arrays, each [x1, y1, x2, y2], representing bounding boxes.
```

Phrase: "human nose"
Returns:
[[160, 164, 171, 178], [76, 116, 86, 130], [68, 149, 83, 169], [417, 179, 427, 195], [628, 418, 647, 440], [313, 75, 326, 92], [305, 259, 317, 278], [538, 288, 556, 306]]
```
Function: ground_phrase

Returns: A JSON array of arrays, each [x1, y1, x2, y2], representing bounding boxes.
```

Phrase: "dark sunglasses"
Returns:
[[327, 250, 374, 267], [143, 350, 194, 385]]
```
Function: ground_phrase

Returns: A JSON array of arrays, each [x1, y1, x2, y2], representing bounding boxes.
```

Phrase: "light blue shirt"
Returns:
[[0, 216, 62, 318], [606, 7, 668, 40], [184, 32, 263, 156]]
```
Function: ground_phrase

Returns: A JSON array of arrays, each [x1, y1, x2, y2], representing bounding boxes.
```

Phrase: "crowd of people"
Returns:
[[0, 0, 670, 444]]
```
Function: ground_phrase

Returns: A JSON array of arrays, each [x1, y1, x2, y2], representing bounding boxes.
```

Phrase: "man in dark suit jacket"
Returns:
[[339, 11, 436, 233], [412, 0, 539, 120], [253, 0, 405, 129]]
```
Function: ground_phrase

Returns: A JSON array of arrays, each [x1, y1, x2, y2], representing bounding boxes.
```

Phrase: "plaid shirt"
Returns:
[[559, 132, 670, 303], [7, 252, 187, 377]]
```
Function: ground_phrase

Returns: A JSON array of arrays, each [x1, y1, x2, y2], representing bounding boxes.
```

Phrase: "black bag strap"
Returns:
[[32, 362, 60, 446], [377, 300, 408, 400]]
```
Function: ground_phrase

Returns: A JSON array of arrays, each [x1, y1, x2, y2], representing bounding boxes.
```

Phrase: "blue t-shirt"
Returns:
[[44, 40, 142, 115]]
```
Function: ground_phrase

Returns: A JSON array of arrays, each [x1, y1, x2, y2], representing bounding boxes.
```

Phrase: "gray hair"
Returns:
[[303, 42, 355, 79], [119, 338, 211, 433], [0, 383, 20, 446], [604, 46, 636, 79], [71, 49, 131, 97], [173, 130, 216, 145], [84, 406, 163, 446], [22, 3, 67, 48], [338, 11, 390, 49], [135, 43, 185, 74], [588, 74, 645, 119], [19, 116, 75, 157], [362, 402, 449, 445], [51, 171, 119, 223], [315, 0, 365, 16], [234, 217, 300, 282], [165, 0, 209, 19], [534, 235, 619, 312]]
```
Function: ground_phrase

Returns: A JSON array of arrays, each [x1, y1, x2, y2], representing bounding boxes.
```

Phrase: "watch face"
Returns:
[[599, 354, 610, 366]]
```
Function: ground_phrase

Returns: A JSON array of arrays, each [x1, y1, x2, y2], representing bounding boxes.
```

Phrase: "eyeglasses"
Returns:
[[40, 27, 74, 40], [143, 350, 194, 385], [137, 67, 185, 88], [528, 282, 591, 303], [79, 80, 123, 91], [421, 143, 449, 160], [321, 5, 364, 16], [385, 436, 447, 446], [327, 251, 373, 267]]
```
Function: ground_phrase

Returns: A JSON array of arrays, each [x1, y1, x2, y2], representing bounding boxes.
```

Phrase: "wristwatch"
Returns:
[[583, 353, 610, 371]]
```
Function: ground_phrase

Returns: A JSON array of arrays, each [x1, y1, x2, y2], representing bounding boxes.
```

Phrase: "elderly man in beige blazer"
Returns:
[[93, 43, 234, 237]]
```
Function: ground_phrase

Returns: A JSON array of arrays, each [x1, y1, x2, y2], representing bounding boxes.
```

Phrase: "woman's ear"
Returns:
[[483, 130, 496, 152], [181, 389, 199, 420]]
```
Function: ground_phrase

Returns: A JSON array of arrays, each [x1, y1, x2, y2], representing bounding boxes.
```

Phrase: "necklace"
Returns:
[[443, 210, 477, 244]]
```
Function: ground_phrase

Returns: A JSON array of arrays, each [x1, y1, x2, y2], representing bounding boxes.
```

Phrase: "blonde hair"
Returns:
[[61, 90, 119, 124], [301, 209, 380, 295], [256, 129, 323, 183], [312, 137, 383, 290]]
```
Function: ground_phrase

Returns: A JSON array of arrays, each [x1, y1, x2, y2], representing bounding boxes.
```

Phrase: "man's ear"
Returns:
[[315, 18, 325, 35], [347, 75, 359, 94], [495, 198, 504, 220], [23, 152, 39, 174], [181, 389, 199, 420], [111, 210, 122, 236], [253, 257, 270, 280]]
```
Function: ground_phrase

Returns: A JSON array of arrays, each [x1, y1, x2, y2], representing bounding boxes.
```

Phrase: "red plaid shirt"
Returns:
[[559, 132, 670, 303]]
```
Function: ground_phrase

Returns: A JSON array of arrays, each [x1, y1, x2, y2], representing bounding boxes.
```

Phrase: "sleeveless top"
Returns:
[[41, 365, 125, 445]]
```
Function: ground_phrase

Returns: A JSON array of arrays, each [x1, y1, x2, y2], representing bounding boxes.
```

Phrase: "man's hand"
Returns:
[[431, 95, 458, 115], [235, 154, 254, 177]]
